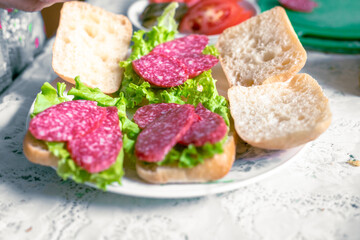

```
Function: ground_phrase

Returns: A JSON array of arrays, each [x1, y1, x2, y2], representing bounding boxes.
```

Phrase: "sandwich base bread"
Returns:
[[136, 134, 236, 184], [23, 131, 58, 167], [23, 130, 236, 184], [216, 7, 307, 87], [52, 1, 132, 94], [228, 74, 332, 149]]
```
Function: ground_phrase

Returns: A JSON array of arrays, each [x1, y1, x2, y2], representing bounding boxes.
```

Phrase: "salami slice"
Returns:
[[29, 100, 106, 142], [135, 104, 198, 162], [67, 107, 122, 173], [151, 34, 209, 57], [278, 0, 317, 12], [179, 54, 219, 78], [133, 103, 181, 129], [132, 53, 188, 87], [179, 103, 227, 146]]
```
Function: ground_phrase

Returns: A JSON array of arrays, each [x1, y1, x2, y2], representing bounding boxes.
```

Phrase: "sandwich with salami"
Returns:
[[119, 2, 236, 183]]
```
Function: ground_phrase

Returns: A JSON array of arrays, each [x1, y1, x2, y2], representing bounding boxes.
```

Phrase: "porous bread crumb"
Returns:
[[347, 160, 360, 167]]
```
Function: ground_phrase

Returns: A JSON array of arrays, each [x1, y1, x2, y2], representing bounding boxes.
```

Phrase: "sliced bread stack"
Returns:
[[216, 7, 331, 149], [52, 1, 132, 94]]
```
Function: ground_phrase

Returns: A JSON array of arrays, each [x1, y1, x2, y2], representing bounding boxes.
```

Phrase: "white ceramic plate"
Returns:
[[127, 0, 261, 45], [27, 63, 304, 199]]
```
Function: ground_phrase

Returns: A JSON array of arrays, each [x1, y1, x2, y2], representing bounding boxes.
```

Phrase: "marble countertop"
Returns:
[[1, 1, 360, 239]]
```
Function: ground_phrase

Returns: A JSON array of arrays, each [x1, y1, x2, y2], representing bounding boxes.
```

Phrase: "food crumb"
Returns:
[[25, 227, 32, 232], [347, 160, 360, 167]]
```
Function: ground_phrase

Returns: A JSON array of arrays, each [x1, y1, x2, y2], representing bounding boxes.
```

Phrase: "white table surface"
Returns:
[[1, 1, 360, 239]]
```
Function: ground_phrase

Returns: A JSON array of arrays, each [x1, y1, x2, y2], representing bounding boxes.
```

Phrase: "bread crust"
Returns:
[[23, 131, 58, 167], [135, 134, 236, 184]]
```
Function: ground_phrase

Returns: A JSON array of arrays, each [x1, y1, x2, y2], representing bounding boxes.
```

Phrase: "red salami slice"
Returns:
[[133, 103, 181, 129], [179, 54, 219, 78], [151, 34, 209, 57], [132, 53, 188, 87], [279, 0, 317, 12], [67, 107, 122, 173], [179, 103, 227, 146], [29, 100, 106, 142], [135, 104, 198, 162]]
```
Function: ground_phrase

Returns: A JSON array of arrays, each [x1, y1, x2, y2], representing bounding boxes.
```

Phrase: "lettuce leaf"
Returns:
[[68, 76, 119, 107], [158, 136, 227, 168], [48, 142, 124, 190], [31, 82, 69, 117]]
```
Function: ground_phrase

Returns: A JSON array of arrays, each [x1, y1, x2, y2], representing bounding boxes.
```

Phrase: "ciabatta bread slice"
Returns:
[[228, 73, 332, 149], [24, 131, 236, 184], [136, 133, 236, 184], [23, 131, 58, 167], [52, 1, 132, 94], [216, 6, 306, 87]]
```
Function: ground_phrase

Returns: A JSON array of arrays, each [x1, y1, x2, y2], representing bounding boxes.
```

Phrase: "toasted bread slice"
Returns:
[[136, 134, 236, 184], [216, 7, 306, 87], [52, 1, 132, 94], [228, 74, 332, 149]]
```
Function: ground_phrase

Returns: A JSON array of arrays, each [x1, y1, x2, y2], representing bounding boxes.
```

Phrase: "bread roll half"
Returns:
[[23, 131, 58, 167], [23, 131, 236, 184], [136, 134, 236, 184], [52, 1, 132, 94], [228, 74, 332, 149], [216, 6, 306, 87]]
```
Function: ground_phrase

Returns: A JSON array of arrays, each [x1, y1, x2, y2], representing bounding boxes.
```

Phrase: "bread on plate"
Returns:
[[52, 1, 132, 94]]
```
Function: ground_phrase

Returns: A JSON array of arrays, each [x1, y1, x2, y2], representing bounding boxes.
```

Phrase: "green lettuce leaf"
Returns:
[[67, 76, 119, 107], [48, 141, 124, 190], [31, 82, 69, 117], [202, 45, 219, 56], [158, 136, 227, 168]]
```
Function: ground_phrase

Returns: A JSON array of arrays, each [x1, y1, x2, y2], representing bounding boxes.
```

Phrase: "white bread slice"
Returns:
[[228, 73, 332, 149], [23, 131, 58, 167], [216, 7, 307, 87], [23, 131, 236, 184], [52, 1, 132, 94], [136, 134, 236, 184]]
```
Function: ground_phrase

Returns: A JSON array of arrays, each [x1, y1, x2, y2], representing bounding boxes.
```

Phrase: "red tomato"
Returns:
[[179, 0, 254, 35], [149, 0, 200, 6], [149, 0, 184, 3]]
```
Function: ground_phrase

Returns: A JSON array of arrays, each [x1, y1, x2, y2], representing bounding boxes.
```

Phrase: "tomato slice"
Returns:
[[149, 0, 200, 6], [179, 0, 254, 35], [149, 0, 185, 3]]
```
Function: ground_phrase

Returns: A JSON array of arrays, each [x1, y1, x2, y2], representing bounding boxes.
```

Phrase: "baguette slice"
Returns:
[[228, 73, 332, 149], [52, 1, 132, 94], [216, 6, 306, 87], [136, 133, 236, 184]]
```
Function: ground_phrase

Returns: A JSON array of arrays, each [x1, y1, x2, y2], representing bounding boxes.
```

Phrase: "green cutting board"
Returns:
[[259, 0, 360, 53]]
